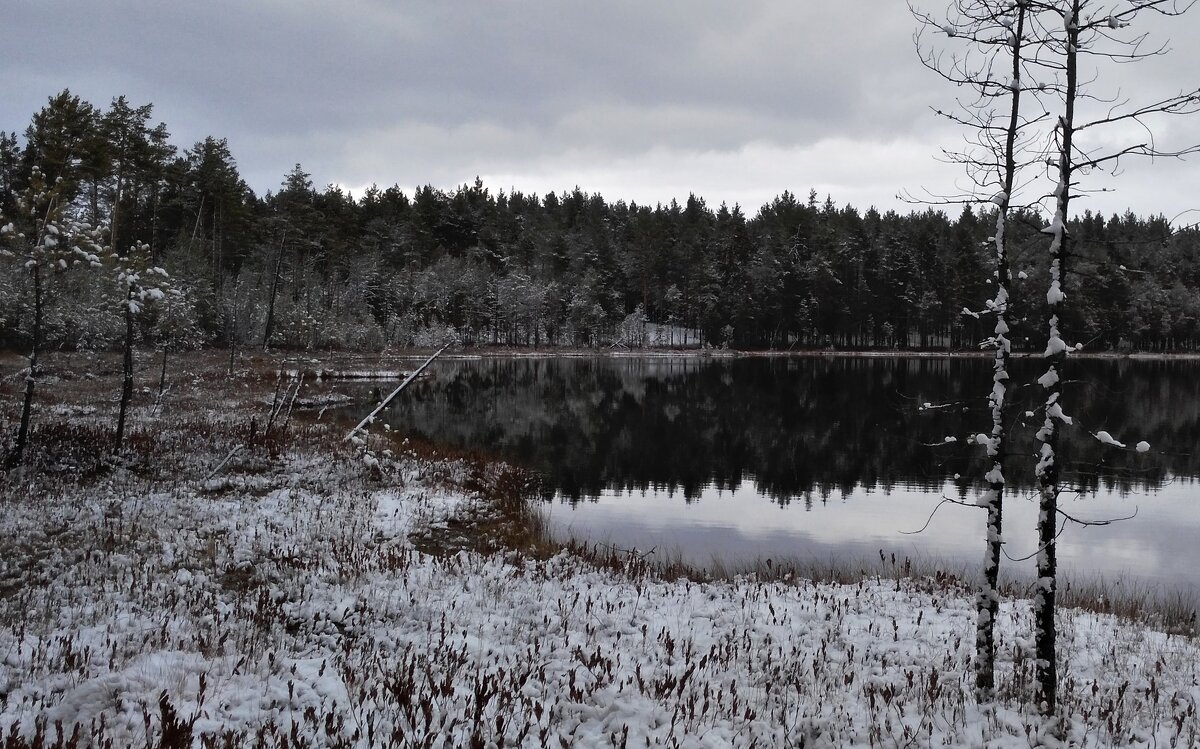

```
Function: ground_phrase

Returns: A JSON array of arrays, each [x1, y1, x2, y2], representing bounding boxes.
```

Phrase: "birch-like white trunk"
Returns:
[[1033, 0, 1081, 718]]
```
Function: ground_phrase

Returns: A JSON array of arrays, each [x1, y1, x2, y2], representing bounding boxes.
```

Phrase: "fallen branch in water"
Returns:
[[344, 345, 448, 442]]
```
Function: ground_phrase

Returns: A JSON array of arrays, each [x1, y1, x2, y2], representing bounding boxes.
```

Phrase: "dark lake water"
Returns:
[[366, 355, 1200, 590]]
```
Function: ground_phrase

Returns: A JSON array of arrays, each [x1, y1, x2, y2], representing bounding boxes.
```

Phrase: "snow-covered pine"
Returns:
[[0, 168, 107, 467], [110, 242, 182, 453]]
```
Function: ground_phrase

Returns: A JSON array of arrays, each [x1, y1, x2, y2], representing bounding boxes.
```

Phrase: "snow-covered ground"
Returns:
[[0, 356, 1197, 748], [2, 433, 1198, 749]]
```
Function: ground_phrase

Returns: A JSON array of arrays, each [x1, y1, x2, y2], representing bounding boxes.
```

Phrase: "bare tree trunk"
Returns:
[[151, 182, 162, 264], [111, 168, 126, 256], [215, 200, 223, 280], [228, 325, 237, 377], [263, 238, 285, 351], [1033, 0, 1080, 719], [191, 193, 205, 242], [157, 346, 169, 402], [976, 0, 1026, 703], [10, 265, 43, 468], [115, 293, 135, 452]]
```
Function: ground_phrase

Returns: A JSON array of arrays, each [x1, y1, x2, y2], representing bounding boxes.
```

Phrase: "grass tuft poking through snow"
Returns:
[[0, 353, 1198, 747]]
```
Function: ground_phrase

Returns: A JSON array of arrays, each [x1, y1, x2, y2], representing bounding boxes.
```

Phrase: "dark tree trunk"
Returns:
[[975, 0, 1026, 702], [10, 265, 43, 468], [115, 294, 135, 452], [263, 238, 285, 350], [157, 346, 169, 402], [1034, 0, 1079, 719]]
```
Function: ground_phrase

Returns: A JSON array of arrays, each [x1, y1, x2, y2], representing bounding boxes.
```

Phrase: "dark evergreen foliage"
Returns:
[[4, 89, 1200, 352]]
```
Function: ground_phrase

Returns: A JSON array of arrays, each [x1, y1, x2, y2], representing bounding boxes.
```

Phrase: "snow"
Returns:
[[1045, 335, 1069, 356], [1094, 430, 1126, 448], [1035, 441, 1055, 475], [1, 428, 1197, 746], [1136, 440, 1151, 453], [1046, 279, 1065, 305], [280, 366, 434, 382], [1046, 400, 1073, 425]]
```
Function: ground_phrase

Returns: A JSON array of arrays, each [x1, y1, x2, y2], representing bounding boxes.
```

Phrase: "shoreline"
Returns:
[[361, 346, 1200, 362], [7, 345, 1200, 380], [1, 362, 1198, 747]]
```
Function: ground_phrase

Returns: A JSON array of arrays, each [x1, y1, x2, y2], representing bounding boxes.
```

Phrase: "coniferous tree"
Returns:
[[99, 96, 174, 257], [0, 168, 105, 467], [20, 90, 102, 216]]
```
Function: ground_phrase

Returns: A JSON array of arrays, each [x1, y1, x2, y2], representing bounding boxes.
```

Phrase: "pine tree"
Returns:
[[0, 168, 104, 467]]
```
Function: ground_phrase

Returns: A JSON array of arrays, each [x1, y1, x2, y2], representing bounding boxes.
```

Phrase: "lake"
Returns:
[[370, 354, 1200, 591]]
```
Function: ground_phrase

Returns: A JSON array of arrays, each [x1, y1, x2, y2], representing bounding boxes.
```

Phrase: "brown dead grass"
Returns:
[[1, 348, 1194, 639]]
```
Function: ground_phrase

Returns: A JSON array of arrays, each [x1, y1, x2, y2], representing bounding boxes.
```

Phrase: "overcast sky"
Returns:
[[4, 1, 1200, 221]]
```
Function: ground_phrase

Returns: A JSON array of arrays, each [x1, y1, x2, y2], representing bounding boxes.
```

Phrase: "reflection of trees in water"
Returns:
[[380, 357, 1199, 502]]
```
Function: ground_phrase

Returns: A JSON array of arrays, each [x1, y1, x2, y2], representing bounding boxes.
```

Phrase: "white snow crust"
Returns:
[[0, 448, 1197, 747]]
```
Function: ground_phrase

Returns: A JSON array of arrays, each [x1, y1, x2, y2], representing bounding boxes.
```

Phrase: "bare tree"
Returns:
[[918, 0, 1198, 716], [1029, 0, 1200, 719], [911, 0, 1044, 700]]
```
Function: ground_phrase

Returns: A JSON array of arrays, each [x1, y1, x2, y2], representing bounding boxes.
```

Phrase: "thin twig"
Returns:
[[901, 496, 984, 536]]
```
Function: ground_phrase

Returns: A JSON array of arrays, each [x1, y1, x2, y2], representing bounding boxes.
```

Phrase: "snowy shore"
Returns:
[[2, 433, 1199, 748]]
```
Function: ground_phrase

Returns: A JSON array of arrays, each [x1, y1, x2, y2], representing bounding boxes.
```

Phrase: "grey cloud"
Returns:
[[4, 5, 927, 148], [2, 0, 1196, 214]]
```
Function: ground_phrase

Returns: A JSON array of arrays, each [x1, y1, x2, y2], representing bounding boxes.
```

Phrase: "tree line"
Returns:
[[2, 88, 1199, 355]]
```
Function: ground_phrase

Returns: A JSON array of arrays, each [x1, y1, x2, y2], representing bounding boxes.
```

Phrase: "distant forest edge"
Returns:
[[4, 89, 1200, 354]]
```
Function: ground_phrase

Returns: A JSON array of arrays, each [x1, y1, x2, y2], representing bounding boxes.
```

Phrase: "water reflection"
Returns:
[[382, 355, 1194, 498], [548, 479, 1198, 588], [373, 355, 1200, 586]]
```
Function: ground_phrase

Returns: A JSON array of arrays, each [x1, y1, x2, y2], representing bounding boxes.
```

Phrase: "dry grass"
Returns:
[[1, 349, 1198, 748], [534, 532, 1199, 639], [3, 348, 1195, 637]]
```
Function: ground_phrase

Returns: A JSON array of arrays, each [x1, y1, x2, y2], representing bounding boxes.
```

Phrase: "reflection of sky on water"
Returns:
[[354, 355, 1200, 593], [548, 479, 1199, 591]]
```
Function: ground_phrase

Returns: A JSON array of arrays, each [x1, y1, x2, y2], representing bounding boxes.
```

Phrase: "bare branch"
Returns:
[[900, 496, 984, 537], [1056, 505, 1138, 527]]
